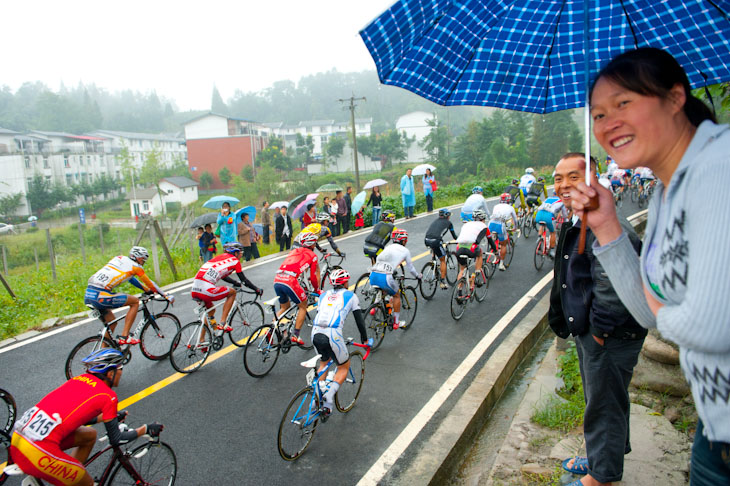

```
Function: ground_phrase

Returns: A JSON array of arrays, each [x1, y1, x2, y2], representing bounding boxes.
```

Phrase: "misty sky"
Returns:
[[4, 0, 395, 111]]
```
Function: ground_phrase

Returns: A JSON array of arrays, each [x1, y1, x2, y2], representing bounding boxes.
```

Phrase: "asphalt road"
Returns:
[[0, 196, 643, 485]]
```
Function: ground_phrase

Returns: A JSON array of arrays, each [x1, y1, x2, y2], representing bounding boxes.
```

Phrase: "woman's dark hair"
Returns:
[[590, 47, 716, 127]]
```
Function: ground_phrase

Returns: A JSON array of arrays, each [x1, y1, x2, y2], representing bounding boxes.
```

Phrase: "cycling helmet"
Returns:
[[472, 186, 483, 194], [525, 167, 535, 174], [83, 348, 125, 374], [224, 242, 245, 254], [511, 178, 519, 186], [129, 246, 149, 263], [382, 212, 396, 223], [298, 232, 319, 248], [500, 193, 512, 204], [537, 176, 545, 183], [472, 209, 486, 221], [329, 268, 350, 287], [391, 228, 408, 245], [438, 208, 451, 218], [316, 212, 331, 223]]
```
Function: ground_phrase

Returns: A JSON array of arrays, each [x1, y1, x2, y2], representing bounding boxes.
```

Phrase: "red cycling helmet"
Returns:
[[391, 228, 408, 245], [329, 268, 350, 287], [500, 193, 512, 204]]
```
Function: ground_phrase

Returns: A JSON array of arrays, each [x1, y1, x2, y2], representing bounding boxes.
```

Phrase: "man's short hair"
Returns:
[[560, 152, 599, 174], [336, 190, 343, 196]]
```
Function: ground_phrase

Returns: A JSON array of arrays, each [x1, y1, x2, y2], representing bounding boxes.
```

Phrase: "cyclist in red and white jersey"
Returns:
[[9, 349, 163, 486], [85, 246, 172, 346], [273, 232, 321, 346], [191, 242, 263, 330], [489, 194, 519, 271]]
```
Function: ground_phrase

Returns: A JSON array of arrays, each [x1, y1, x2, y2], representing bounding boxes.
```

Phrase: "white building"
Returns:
[[159, 176, 199, 207], [395, 111, 435, 164], [126, 187, 163, 218]]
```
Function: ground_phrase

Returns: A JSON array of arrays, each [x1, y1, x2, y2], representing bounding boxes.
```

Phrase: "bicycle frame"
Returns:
[[88, 295, 166, 344]]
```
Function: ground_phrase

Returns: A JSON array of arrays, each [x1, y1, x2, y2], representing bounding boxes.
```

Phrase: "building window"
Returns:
[[143, 200, 149, 211], [66, 174, 73, 185], [24, 156, 30, 168], [64, 155, 70, 168], [43, 157, 49, 168], [87, 156, 91, 165]]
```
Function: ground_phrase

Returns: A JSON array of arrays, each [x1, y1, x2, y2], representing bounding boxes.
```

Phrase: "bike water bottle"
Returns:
[[326, 370, 335, 383]]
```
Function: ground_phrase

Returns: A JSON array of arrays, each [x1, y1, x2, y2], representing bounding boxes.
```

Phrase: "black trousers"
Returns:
[[575, 333, 644, 483], [262, 225, 270, 244], [279, 236, 291, 251]]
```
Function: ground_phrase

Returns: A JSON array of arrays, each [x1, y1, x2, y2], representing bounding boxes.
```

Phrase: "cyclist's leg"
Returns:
[[294, 301, 308, 333], [219, 288, 237, 324], [120, 294, 140, 338], [66, 426, 97, 463], [438, 255, 447, 280], [10, 432, 95, 486]]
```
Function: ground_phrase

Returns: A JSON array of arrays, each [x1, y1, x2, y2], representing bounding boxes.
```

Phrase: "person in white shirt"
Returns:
[[368, 229, 421, 329], [455, 209, 496, 282], [460, 186, 490, 222], [489, 194, 519, 271], [519, 167, 537, 196]]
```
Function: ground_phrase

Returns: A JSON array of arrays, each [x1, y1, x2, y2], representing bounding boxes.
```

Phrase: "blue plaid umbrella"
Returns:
[[360, 0, 730, 114]]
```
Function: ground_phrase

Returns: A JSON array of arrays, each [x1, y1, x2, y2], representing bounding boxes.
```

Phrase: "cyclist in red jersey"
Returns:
[[274, 232, 321, 346], [191, 242, 263, 330], [9, 349, 163, 486]]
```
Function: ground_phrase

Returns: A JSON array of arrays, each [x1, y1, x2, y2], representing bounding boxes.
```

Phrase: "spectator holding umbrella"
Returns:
[[367, 186, 383, 226], [237, 212, 260, 261], [275, 206, 293, 251], [400, 168, 416, 218], [216, 202, 236, 245], [302, 203, 316, 227], [422, 168, 435, 212], [322, 197, 332, 221]]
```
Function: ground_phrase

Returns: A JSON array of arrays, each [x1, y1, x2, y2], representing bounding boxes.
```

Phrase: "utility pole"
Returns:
[[338, 94, 366, 192]]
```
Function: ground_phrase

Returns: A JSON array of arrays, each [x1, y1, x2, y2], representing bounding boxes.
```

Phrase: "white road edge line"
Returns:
[[356, 272, 554, 486]]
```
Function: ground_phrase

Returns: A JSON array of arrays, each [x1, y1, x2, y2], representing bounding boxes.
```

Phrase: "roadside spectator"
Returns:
[[344, 186, 353, 233], [196, 226, 206, 262], [197, 225, 216, 262], [216, 202, 237, 245], [400, 168, 415, 218], [322, 197, 332, 221], [367, 186, 383, 226], [204, 224, 217, 257], [261, 201, 271, 245], [423, 168, 435, 212], [549, 153, 646, 486], [355, 209, 364, 230], [275, 205, 293, 251], [334, 190, 347, 236], [273, 206, 282, 246], [237, 212, 260, 261], [302, 203, 316, 227], [572, 47, 730, 485]]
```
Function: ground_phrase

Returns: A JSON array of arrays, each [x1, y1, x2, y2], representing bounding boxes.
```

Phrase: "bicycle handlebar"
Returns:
[[346, 338, 371, 360]]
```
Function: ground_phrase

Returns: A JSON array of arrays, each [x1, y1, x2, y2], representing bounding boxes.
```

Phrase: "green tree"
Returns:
[[139, 145, 166, 216], [93, 174, 117, 198], [218, 167, 232, 186], [211, 86, 228, 114], [0, 193, 23, 220], [421, 118, 451, 166], [325, 135, 346, 159], [257, 136, 292, 171], [199, 171, 214, 189], [26, 174, 72, 216], [240, 166, 254, 182], [118, 142, 137, 192]]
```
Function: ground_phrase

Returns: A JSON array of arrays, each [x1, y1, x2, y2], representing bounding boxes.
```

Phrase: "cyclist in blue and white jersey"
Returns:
[[489, 194, 518, 271], [519, 168, 537, 196], [312, 268, 371, 418], [460, 186, 490, 222], [534, 195, 567, 258], [369, 229, 421, 329]]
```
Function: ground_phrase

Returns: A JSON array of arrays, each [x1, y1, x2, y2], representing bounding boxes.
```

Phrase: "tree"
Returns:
[[26, 174, 72, 216], [0, 193, 23, 220], [218, 167, 232, 186], [421, 118, 451, 166], [118, 142, 137, 192], [199, 171, 214, 189], [139, 145, 166, 216], [93, 174, 117, 198], [325, 136, 346, 159], [211, 86, 228, 114], [256, 136, 292, 171], [240, 166, 254, 183]]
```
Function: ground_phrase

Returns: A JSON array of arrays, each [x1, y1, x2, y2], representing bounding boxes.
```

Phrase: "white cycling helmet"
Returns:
[[129, 246, 149, 263], [525, 167, 535, 174]]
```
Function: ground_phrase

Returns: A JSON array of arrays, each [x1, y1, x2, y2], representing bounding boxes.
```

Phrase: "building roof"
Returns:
[[91, 130, 183, 143], [298, 120, 335, 127], [31, 130, 106, 141], [261, 122, 283, 128], [0, 127, 20, 135], [125, 187, 160, 200], [161, 176, 198, 188], [183, 111, 261, 126]]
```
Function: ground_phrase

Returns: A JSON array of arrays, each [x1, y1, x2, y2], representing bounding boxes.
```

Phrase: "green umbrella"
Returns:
[[316, 183, 343, 192]]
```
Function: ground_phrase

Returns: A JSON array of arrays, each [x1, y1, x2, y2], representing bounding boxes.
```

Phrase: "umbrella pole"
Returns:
[[579, 0, 598, 254]]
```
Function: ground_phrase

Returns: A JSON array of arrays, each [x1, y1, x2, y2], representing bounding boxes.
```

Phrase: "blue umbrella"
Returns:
[[351, 191, 367, 215], [235, 205, 257, 223], [203, 195, 240, 210]]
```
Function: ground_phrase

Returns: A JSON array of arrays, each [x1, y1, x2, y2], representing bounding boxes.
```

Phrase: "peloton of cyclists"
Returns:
[[489, 194, 518, 271], [424, 208, 458, 289], [295, 212, 345, 257], [362, 211, 396, 264]]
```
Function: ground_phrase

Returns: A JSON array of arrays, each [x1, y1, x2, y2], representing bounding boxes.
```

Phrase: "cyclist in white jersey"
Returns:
[[489, 194, 518, 271], [460, 186, 490, 222], [456, 209, 496, 280], [519, 168, 537, 196], [312, 268, 372, 418], [368, 229, 421, 329]]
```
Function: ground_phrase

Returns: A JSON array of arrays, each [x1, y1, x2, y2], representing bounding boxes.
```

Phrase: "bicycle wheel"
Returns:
[[0, 430, 9, 485], [638, 192, 645, 208], [445, 253, 458, 285], [534, 238, 546, 270], [169, 322, 212, 374], [0, 389, 16, 435], [139, 313, 181, 361], [523, 212, 533, 238], [363, 303, 387, 350], [228, 301, 264, 347], [484, 253, 497, 279], [65, 336, 116, 379], [243, 324, 280, 377], [474, 269, 489, 302], [419, 261, 438, 300], [354, 272, 375, 306], [399, 287, 418, 330], [278, 387, 319, 461], [450, 278, 469, 320], [335, 350, 364, 413], [107, 440, 177, 485]]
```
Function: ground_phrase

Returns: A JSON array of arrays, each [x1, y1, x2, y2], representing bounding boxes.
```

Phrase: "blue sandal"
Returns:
[[562, 456, 589, 474], [566, 480, 584, 486]]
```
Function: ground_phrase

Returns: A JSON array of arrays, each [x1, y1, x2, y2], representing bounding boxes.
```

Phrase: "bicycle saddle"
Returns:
[[300, 355, 322, 368]]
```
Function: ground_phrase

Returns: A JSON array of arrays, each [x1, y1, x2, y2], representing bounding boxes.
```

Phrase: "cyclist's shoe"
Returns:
[[392, 320, 400, 330], [290, 335, 305, 346], [214, 324, 234, 332], [320, 407, 332, 422], [549, 249, 556, 259], [439, 281, 449, 290], [397, 320, 407, 330], [117, 336, 140, 346], [498, 262, 506, 271], [199, 346, 209, 354]]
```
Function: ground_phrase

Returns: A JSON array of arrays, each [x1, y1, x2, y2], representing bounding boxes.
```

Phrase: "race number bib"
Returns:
[[372, 262, 394, 274], [16, 407, 62, 442], [204, 267, 220, 282]]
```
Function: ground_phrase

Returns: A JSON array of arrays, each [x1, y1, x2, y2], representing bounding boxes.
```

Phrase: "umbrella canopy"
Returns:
[[412, 164, 436, 176], [291, 197, 318, 221], [351, 191, 368, 215], [189, 212, 220, 229], [235, 205, 257, 223], [269, 200, 289, 210], [316, 183, 344, 192], [202, 195, 240, 210], [363, 178, 388, 190], [289, 193, 319, 210], [360, 0, 730, 114]]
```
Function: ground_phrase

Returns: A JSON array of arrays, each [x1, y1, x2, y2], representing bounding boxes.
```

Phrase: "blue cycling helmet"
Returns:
[[438, 208, 451, 218], [82, 349, 125, 374], [472, 186, 483, 194], [223, 242, 244, 254]]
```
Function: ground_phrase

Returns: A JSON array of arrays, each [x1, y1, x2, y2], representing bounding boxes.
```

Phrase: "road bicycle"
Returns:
[[277, 339, 370, 461], [534, 215, 563, 271], [484, 226, 515, 278], [0, 430, 9, 486], [362, 274, 418, 350], [629, 177, 640, 203], [419, 241, 458, 300], [611, 182, 625, 208], [450, 254, 488, 320], [0, 390, 15, 436], [318, 252, 345, 290], [242, 292, 317, 378], [637, 179, 656, 209], [2, 419, 176, 486], [169, 288, 263, 374], [521, 205, 537, 238], [65, 294, 180, 379]]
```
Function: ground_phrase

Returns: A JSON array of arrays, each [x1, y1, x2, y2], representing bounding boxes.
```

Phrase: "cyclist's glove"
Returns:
[[116, 410, 128, 423], [417, 273, 423, 280], [146, 422, 164, 438], [366, 337, 374, 347], [256, 288, 264, 296], [166, 294, 175, 305], [232, 282, 242, 288]]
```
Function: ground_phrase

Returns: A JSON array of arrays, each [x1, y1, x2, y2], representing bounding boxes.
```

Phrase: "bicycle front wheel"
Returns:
[[278, 387, 319, 461], [474, 269, 489, 302], [504, 238, 515, 268], [522, 213, 533, 238], [107, 440, 177, 485], [0, 389, 16, 435], [364, 303, 387, 351], [0, 430, 10, 485], [243, 324, 280, 377], [335, 350, 364, 413], [354, 272, 375, 306], [140, 312, 181, 361], [534, 238, 546, 271], [450, 278, 469, 320], [419, 261, 437, 300], [66, 336, 116, 379], [399, 287, 418, 330], [169, 322, 211, 374], [445, 253, 458, 285], [228, 301, 264, 347]]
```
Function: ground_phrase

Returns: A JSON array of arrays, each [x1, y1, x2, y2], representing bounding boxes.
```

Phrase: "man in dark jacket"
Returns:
[[261, 201, 271, 244], [343, 186, 353, 234], [548, 153, 646, 486], [275, 206, 293, 251]]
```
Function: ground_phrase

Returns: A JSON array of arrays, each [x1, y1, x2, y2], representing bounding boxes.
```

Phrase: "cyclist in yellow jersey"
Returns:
[[504, 179, 526, 211], [294, 213, 345, 256]]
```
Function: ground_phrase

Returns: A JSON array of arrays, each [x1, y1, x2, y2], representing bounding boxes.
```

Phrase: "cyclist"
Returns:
[[191, 241, 263, 331], [489, 194, 518, 271], [9, 349, 163, 486], [534, 194, 567, 258], [460, 186, 490, 222], [638, 166, 656, 195], [85, 246, 173, 346], [295, 212, 345, 257], [525, 176, 548, 208], [610, 167, 628, 196], [274, 232, 321, 346], [368, 229, 421, 330], [424, 208, 458, 289], [519, 167, 537, 196], [311, 268, 372, 419], [503, 178, 526, 211], [363, 211, 396, 264], [455, 209, 495, 284]]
